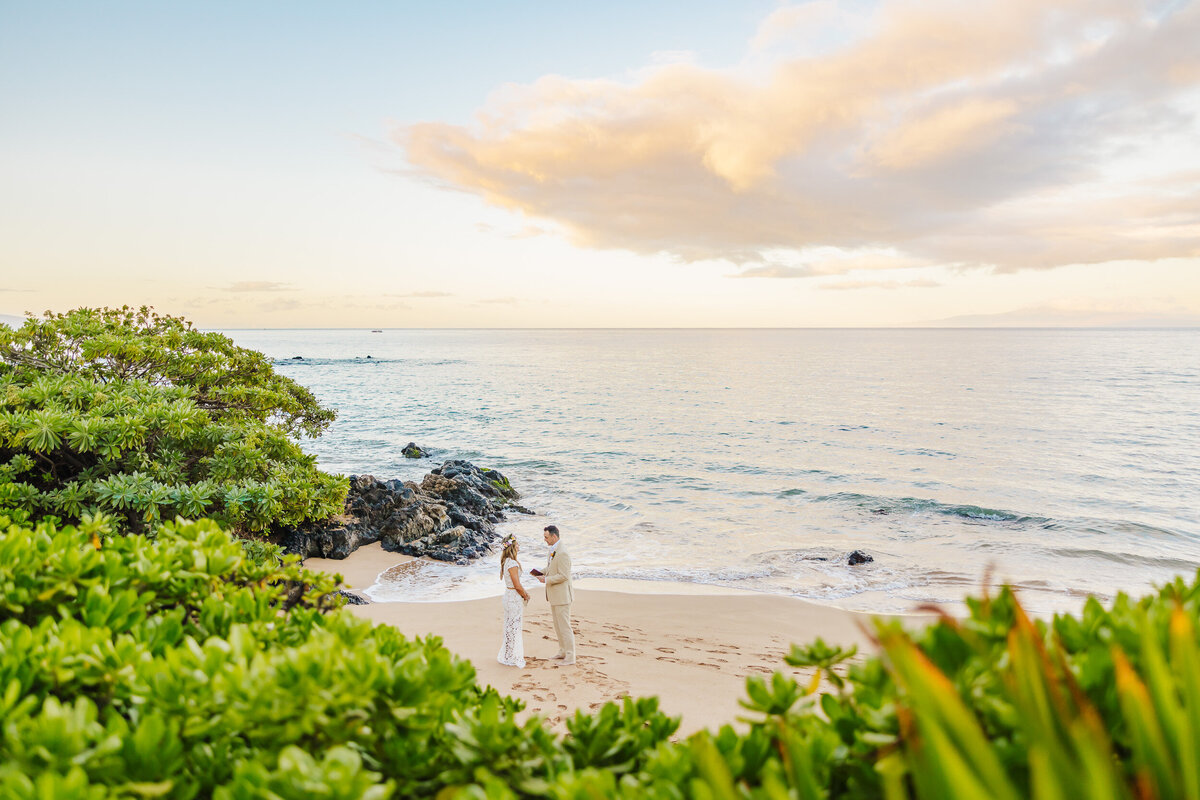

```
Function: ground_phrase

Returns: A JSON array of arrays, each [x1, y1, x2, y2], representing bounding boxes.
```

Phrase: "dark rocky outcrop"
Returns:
[[401, 441, 431, 458], [847, 550, 874, 565], [279, 460, 523, 565], [336, 590, 370, 605]]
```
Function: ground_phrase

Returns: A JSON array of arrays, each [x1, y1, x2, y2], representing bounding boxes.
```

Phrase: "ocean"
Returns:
[[225, 328, 1200, 615]]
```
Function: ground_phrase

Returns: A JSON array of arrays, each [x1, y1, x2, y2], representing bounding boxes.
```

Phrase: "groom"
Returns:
[[535, 524, 575, 665]]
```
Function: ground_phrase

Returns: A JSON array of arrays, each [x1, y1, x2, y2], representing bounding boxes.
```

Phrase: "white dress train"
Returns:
[[497, 557, 526, 668]]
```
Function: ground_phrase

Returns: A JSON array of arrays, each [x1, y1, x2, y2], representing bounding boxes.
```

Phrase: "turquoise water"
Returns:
[[226, 328, 1200, 613]]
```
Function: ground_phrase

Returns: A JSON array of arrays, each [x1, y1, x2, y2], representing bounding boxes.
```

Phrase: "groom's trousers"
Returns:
[[551, 602, 575, 659]]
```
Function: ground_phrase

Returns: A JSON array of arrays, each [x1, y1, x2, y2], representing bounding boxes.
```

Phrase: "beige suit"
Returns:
[[544, 544, 575, 660]]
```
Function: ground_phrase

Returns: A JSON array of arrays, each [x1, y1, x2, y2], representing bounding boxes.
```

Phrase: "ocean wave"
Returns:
[[365, 559, 500, 603], [1079, 520, 1197, 541], [812, 492, 1048, 525], [753, 547, 873, 567], [275, 357, 400, 366], [496, 458, 561, 470], [913, 569, 1068, 594], [274, 357, 463, 366], [898, 447, 959, 459], [790, 578, 915, 603], [576, 564, 775, 584], [1043, 547, 1200, 572], [705, 463, 771, 476]]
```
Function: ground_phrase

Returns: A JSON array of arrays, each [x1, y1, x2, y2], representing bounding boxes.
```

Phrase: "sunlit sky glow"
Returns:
[[2, 0, 1198, 327]]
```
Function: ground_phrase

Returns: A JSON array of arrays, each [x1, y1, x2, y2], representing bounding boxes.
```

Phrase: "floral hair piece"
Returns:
[[500, 535, 517, 548]]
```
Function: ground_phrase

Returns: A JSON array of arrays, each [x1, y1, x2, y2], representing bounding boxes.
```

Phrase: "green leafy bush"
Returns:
[[0, 517, 500, 797], [780, 580, 1200, 799], [0, 307, 347, 533], [3, 515, 1200, 797]]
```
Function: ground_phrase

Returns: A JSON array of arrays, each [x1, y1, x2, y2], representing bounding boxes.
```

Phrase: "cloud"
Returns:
[[648, 50, 698, 66], [821, 278, 942, 290], [865, 98, 1021, 171], [730, 251, 927, 278], [254, 295, 414, 314], [257, 298, 303, 312], [176, 296, 227, 308], [223, 281, 293, 293], [398, 0, 1200, 274], [477, 296, 522, 305], [730, 264, 815, 278], [387, 291, 454, 298], [475, 221, 550, 239], [750, 2, 846, 53]]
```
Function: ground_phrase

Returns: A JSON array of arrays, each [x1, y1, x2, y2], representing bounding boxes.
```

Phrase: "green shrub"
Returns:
[[779, 578, 1200, 799], [0, 307, 347, 533], [3, 508, 1199, 797], [0, 517, 508, 797]]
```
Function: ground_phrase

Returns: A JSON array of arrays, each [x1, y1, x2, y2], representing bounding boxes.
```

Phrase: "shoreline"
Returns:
[[306, 543, 935, 736]]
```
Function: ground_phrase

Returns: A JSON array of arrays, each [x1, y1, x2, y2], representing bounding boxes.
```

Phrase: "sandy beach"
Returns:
[[307, 543, 933, 736]]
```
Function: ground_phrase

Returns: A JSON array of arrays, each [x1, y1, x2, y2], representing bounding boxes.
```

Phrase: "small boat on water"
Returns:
[[370, 329, 382, 333]]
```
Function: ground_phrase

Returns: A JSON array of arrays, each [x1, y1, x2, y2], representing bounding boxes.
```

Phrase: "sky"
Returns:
[[1, 0, 1199, 328]]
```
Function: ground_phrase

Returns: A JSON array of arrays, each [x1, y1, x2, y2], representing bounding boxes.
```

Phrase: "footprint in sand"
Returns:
[[656, 647, 675, 654]]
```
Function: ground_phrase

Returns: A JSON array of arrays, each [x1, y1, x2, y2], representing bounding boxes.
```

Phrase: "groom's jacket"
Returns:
[[544, 545, 573, 606]]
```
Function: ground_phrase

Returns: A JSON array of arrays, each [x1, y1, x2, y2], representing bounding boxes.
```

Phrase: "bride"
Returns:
[[497, 535, 530, 667]]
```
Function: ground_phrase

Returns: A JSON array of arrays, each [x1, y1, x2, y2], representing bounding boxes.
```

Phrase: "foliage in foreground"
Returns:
[[2, 515, 1200, 798], [0, 306, 347, 533], [0, 517, 519, 798]]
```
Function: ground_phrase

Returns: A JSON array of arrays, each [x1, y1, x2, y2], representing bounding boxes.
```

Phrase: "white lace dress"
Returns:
[[497, 557, 526, 668]]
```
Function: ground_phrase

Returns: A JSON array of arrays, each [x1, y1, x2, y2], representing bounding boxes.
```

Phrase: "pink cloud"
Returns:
[[397, 0, 1200, 274]]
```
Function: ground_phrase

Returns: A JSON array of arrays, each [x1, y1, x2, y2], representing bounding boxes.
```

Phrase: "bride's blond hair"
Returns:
[[500, 537, 520, 580]]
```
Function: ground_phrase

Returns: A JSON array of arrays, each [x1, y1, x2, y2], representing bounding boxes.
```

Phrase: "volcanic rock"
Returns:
[[279, 460, 523, 564], [402, 441, 431, 458]]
